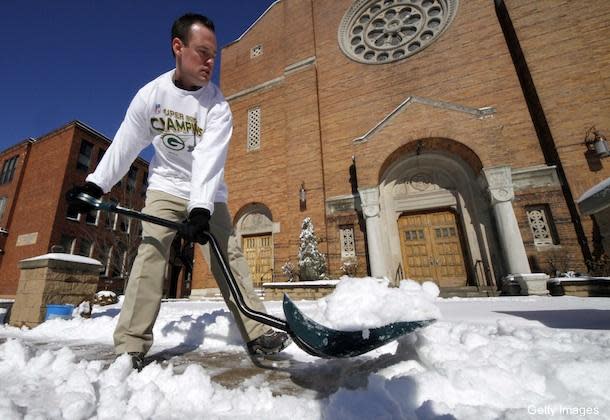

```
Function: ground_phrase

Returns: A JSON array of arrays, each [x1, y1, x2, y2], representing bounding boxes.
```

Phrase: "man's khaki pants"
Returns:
[[114, 189, 269, 354]]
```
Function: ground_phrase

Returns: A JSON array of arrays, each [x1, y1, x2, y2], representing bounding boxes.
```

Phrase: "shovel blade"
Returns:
[[282, 294, 436, 358]]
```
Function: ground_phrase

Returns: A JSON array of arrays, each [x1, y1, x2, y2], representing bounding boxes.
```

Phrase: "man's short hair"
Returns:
[[171, 13, 215, 56]]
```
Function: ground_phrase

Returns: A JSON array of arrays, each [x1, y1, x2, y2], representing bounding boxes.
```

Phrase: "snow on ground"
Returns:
[[0, 278, 609, 419]]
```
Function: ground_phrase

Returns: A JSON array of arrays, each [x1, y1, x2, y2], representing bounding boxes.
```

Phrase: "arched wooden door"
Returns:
[[398, 209, 467, 287], [242, 234, 273, 287]]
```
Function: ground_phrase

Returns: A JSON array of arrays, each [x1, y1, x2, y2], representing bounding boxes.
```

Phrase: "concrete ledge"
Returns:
[[548, 277, 610, 297], [503, 273, 550, 296], [189, 288, 221, 300], [20, 253, 102, 271], [517, 273, 550, 296], [263, 281, 339, 301]]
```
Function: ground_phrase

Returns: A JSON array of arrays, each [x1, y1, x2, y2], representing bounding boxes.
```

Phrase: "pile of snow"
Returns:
[[325, 319, 610, 419], [306, 277, 441, 330], [0, 301, 245, 354], [0, 339, 317, 419]]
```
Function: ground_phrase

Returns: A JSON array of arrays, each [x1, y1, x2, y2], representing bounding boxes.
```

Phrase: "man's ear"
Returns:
[[172, 37, 184, 57]]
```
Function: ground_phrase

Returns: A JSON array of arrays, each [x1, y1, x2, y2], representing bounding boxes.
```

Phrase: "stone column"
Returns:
[[358, 186, 386, 277], [483, 166, 531, 274]]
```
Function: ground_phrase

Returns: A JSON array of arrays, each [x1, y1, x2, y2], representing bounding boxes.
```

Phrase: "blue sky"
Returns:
[[0, 0, 277, 160]]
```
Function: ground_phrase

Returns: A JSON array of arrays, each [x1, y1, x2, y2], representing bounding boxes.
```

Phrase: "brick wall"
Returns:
[[0, 127, 74, 296], [504, 0, 610, 263], [208, 0, 610, 287], [0, 122, 148, 297]]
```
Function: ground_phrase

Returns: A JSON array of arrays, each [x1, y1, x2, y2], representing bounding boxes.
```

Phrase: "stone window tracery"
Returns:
[[338, 0, 459, 64], [526, 205, 558, 246], [247, 106, 261, 151], [250, 44, 263, 58], [340, 225, 356, 259]]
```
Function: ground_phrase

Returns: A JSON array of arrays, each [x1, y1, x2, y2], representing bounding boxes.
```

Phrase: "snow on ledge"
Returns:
[[263, 280, 341, 287], [549, 276, 610, 283], [21, 253, 102, 266]]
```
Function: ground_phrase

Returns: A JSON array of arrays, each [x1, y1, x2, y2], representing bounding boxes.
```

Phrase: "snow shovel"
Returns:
[[71, 192, 436, 358]]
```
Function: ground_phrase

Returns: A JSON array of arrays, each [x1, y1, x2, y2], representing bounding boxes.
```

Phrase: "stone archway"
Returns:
[[375, 144, 500, 289], [235, 204, 276, 287]]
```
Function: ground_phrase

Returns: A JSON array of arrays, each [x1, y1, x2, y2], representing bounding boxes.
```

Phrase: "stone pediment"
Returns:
[[353, 95, 495, 144]]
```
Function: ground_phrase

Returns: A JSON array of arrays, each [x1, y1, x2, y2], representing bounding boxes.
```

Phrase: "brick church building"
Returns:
[[191, 0, 610, 295]]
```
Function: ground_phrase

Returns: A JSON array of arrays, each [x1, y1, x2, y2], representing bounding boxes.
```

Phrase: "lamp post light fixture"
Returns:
[[299, 182, 307, 211], [585, 127, 610, 159]]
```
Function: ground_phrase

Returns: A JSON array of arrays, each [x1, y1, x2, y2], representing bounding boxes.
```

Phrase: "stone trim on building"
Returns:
[[353, 96, 495, 144]]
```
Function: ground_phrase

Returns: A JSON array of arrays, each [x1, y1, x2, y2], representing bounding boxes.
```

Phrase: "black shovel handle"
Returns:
[[75, 192, 290, 332]]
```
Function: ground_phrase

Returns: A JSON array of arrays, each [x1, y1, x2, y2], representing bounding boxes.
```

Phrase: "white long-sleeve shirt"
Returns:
[[87, 69, 231, 214]]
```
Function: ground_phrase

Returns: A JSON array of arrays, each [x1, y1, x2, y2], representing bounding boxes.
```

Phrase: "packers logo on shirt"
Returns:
[[162, 134, 185, 151]]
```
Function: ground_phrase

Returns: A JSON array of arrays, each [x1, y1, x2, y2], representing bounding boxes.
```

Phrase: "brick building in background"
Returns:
[[191, 0, 610, 295], [0, 121, 191, 299]]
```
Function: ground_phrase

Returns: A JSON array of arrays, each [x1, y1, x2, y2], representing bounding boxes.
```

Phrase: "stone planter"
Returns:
[[514, 273, 550, 296], [551, 277, 610, 297]]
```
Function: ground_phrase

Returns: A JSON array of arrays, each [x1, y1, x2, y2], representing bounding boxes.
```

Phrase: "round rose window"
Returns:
[[338, 0, 459, 64]]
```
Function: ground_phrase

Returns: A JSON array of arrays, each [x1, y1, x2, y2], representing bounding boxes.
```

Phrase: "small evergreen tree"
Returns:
[[298, 217, 327, 280]]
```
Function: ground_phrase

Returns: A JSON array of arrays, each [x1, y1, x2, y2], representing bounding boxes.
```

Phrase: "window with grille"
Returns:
[[435, 227, 456, 238], [340, 225, 356, 259], [404, 229, 424, 241], [77, 140, 93, 171], [250, 44, 263, 58], [247, 106, 261, 151], [526, 205, 559, 246], [0, 155, 18, 185]]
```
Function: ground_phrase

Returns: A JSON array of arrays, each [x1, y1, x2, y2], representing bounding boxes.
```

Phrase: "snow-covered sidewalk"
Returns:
[[1, 285, 609, 419]]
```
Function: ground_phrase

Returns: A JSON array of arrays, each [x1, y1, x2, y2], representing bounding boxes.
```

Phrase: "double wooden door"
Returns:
[[242, 234, 273, 287], [398, 210, 467, 288]]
